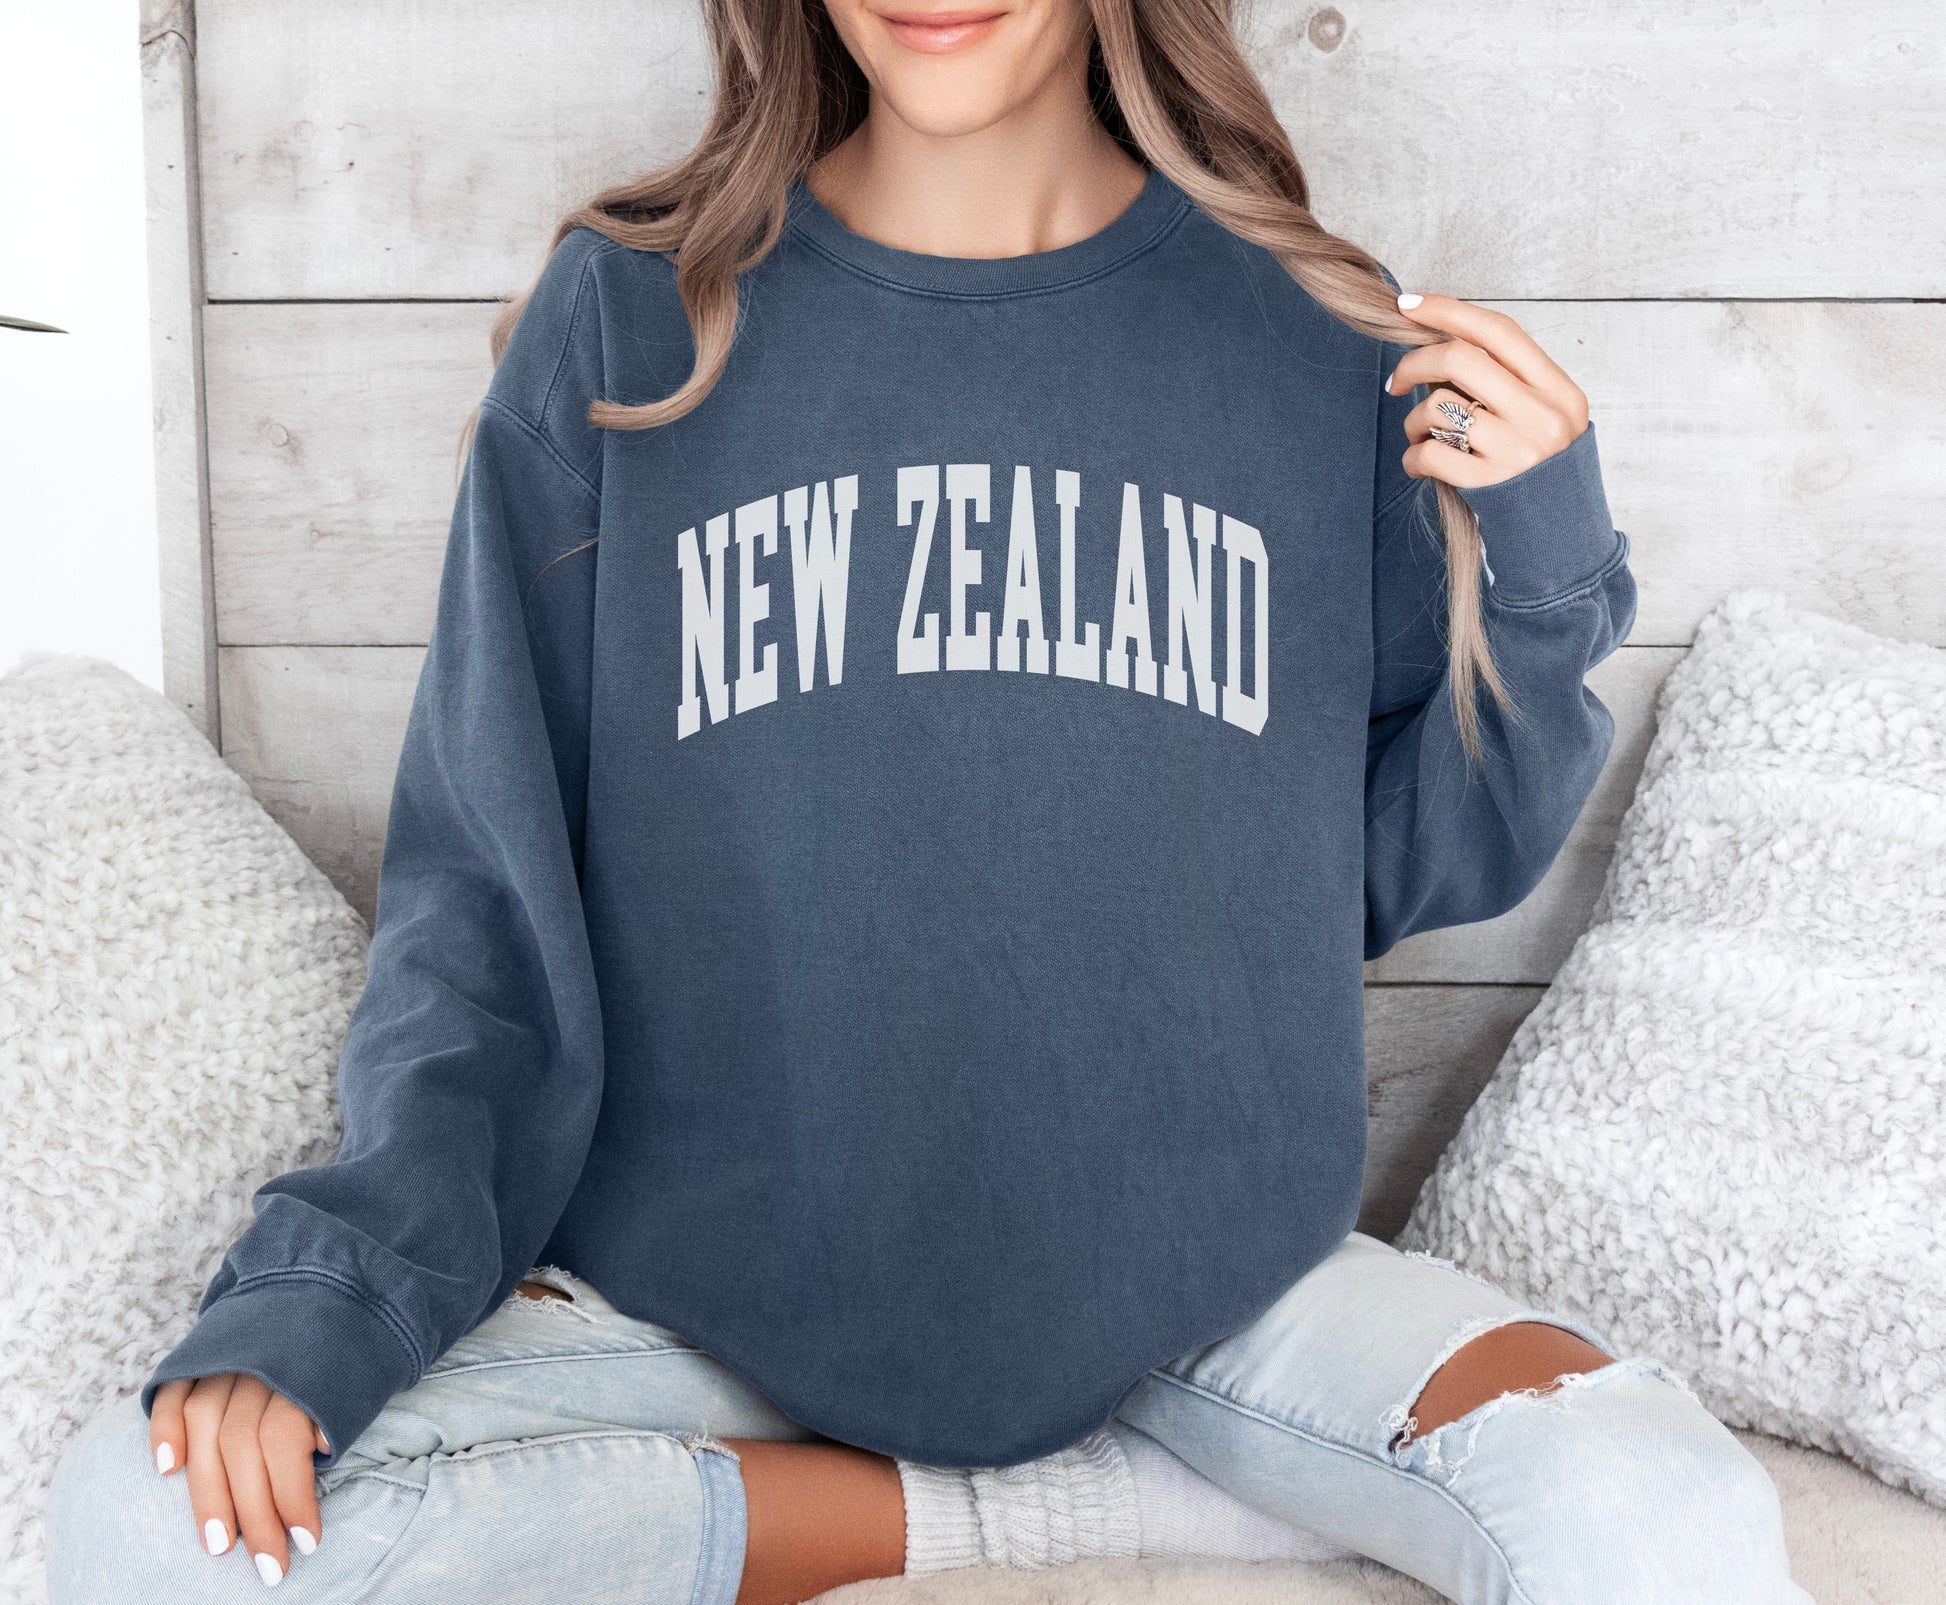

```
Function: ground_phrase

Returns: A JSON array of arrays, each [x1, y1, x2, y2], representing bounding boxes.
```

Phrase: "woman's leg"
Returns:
[[1114, 1231, 1811, 1605], [729, 1436, 905, 1605], [45, 1267, 895, 1604], [503, 1280, 909, 1605]]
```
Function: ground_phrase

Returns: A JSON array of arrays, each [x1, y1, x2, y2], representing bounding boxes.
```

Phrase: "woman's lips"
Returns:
[[879, 8, 1006, 52]]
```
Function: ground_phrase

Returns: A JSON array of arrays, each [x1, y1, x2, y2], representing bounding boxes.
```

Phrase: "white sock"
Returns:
[[897, 1421, 1355, 1574], [898, 1427, 1142, 1573]]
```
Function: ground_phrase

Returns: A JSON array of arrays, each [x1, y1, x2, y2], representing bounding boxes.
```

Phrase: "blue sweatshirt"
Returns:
[[146, 167, 1637, 1469]]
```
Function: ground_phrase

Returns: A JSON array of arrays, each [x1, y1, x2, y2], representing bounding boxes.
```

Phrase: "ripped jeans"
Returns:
[[45, 1231, 1809, 1605]]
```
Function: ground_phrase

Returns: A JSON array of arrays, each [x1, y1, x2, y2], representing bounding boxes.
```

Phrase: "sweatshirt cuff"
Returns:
[[142, 1272, 423, 1469], [1456, 418, 1624, 606]]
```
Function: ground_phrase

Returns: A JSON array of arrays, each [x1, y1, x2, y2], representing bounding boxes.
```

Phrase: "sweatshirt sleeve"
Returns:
[[141, 233, 613, 1466], [1363, 327, 1639, 962]]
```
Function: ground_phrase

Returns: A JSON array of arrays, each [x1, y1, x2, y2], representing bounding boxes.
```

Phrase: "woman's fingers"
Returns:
[[219, 1376, 291, 1585], [1403, 387, 1517, 453], [1384, 291, 1590, 491], [168, 1372, 325, 1583], [1385, 287, 1597, 496], [1401, 436, 1509, 490], [1387, 337, 1565, 443], [1406, 387, 1553, 472], [150, 1378, 190, 1477], [1397, 389, 1544, 489], [1391, 291, 1589, 425], [261, 1393, 325, 1560], [182, 1373, 239, 1556]]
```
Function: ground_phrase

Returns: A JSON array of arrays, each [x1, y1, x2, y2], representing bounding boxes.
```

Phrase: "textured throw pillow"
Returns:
[[1399, 588, 1946, 1508], [0, 655, 368, 1602]]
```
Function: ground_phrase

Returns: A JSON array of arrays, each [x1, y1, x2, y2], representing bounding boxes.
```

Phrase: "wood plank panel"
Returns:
[[206, 304, 494, 646], [143, 0, 218, 742], [1252, 0, 1946, 302], [198, 0, 710, 301], [206, 300, 1946, 650], [216, 643, 1670, 983], [218, 645, 420, 919], [196, 0, 1946, 301], [1358, 984, 1545, 1242]]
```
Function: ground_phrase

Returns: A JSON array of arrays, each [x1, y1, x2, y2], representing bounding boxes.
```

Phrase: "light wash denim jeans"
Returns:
[[45, 1231, 1810, 1605]]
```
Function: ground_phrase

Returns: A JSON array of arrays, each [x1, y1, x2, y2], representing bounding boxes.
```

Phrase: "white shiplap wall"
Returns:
[[150, 0, 1946, 1236]]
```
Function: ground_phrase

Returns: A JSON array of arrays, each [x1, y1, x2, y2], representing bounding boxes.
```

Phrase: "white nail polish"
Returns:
[[1397, 291, 1424, 309], [154, 1443, 174, 1474], [203, 1518, 230, 1556], [288, 1525, 318, 1556], [253, 1552, 284, 1587], [1385, 365, 1398, 390]]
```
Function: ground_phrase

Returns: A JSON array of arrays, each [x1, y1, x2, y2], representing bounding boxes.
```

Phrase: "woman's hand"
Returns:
[[1383, 292, 1591, 489], [151, 1374, 329, 1585]]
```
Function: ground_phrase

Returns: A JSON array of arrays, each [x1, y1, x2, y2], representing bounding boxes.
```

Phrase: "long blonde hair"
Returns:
[[491, 0, 1516, 760]]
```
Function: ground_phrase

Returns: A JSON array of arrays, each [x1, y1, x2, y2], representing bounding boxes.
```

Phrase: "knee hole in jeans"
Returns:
[[1389, 1317, 1617, 1452]]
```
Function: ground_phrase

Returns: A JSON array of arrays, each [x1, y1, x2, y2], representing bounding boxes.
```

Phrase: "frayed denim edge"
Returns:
[[505, 1264, 602, 1324], [1388, 1351, 1702, 1493], [684, 1435, 747, 1605]]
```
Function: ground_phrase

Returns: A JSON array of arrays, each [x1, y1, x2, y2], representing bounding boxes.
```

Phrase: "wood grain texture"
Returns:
[[214, 643, 1667, 982], [143, 0, 218, 742], [195, 0, 1946, 300], [204, 299, 1946, 650], [206, 303, 495, 647], [1358, 984, 1545, 1242], [217, 645, 420, 917], [1247, 1, 1946, 301], [197, 0, 711, 301]]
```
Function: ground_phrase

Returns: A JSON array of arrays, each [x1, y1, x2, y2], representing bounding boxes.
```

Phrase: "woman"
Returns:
[[47, 0, 1809, 1599]]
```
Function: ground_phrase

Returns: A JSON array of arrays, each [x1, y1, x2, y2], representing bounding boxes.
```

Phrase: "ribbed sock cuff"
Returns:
[[899, 1428, 1143, 1575], [897, 1459, 986, 1575]]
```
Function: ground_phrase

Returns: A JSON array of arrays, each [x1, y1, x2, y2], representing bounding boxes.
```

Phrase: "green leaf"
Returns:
[[0, 314, 67, 333]]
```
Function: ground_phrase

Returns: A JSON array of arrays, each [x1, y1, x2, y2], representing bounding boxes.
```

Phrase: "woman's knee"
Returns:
[[1395, 1318, 1617, 1447], [1394, 1356, 1803, 1602], [48, 1393, 157, 1532], [45, 1393, 188, 1600], [1591, 1367, 1799, 1594]]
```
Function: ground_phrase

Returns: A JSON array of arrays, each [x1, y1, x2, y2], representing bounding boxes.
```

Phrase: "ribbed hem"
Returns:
[[1456, 419, 1625, 606], [899, 1462, 986, 1575], [142, 1272, 423, 1470]]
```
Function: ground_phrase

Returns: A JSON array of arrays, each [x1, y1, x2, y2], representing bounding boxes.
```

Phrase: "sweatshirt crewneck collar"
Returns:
[[784, 166, 1190, 299]]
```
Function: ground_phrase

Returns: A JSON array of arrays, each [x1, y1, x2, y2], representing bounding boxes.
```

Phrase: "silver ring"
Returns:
[[1429, 397, 1477, 454]]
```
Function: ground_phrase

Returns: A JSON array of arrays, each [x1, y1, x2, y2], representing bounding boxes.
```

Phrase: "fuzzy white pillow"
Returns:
[[1399, 588, 1946, 1508], [0, 654, 368, 1603]]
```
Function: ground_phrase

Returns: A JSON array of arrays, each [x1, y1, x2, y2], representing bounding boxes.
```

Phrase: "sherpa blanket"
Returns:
[[0, 655, 369, 1603], [1399, 588, 1946, 1510]]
